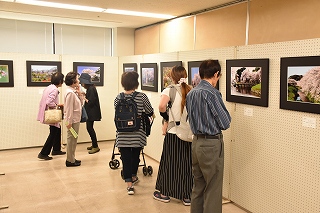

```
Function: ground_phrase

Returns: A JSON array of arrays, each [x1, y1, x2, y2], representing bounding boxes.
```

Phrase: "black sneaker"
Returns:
[[127, 187, 134, 195], [132, 176, 139, 185], [52, 151, 66, 155], [66, 160, 81, 167], [153, 191, 170, 203], [38, 153, 53, 160], [182, 198, 191, 206]]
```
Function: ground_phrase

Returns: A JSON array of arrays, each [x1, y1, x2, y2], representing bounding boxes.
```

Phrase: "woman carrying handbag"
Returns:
[[37, 72, 65, 160]]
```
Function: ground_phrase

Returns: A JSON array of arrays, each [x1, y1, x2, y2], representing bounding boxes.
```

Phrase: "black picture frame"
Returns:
[[0, 60, 14, 87], [160, 61, 182, 91], [140, 63, 158, 92], [188, 60, 219, 90], [26, 61, 61, 87], [280, 56, 320, 114], [226, 59, 269, 107], [123, 63, 137, 73], [73, 62, 104, 86]]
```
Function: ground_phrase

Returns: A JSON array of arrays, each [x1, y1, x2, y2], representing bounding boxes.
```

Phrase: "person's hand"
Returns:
[[66, 123, 72, 129], [162, 121, 168, 135]]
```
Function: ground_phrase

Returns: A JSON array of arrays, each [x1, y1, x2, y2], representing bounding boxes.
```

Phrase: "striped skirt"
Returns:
[[155, 133, 193, 200]]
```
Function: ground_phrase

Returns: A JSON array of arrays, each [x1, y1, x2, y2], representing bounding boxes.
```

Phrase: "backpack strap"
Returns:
[[132, 91, 139, 99], [168, 85, 182, 108], [119, 92, 125, 100], [167, 85, 182, 131]]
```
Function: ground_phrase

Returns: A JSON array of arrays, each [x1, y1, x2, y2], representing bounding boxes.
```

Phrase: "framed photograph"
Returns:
[[26, 61, 61, 87], [123, 63, 137, 73], [73, 62, 104, 86], [226, 59, 269, 107], [280, 56, 320, 114], [160, 61, 182, 91], [140, 63, 158, 92], [0, 60, 14, 87], [188, 60, 219, 89]]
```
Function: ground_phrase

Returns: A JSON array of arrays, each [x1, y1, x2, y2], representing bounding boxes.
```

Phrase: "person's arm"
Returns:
[[46, 88, 59, 108], [64, 92, 75, 129]]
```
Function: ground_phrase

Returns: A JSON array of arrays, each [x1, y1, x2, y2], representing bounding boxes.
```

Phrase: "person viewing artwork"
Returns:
[[79, 73, 102, 154], [114, 71, 154, 195], [64, 72, 84, 167], [186, 60, 231, 213], [154, 65, 193, 206], [37, 72, 65, 160]]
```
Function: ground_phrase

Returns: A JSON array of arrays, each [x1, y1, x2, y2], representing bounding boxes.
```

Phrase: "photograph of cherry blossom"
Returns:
[[0, 60, 13, 87], [123, 63, 137, 73], [160, 61, 182, 91], [73, 62, 104, 86], [226, 59, 269, 107], [140, 63, 158, 92], [230, 66, 262, 98], [188, 60, 219, 89], [280, 56, 320, 114], [27, 61, 61, 87]]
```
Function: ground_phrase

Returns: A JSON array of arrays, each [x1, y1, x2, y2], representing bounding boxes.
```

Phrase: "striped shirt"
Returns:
[[186, 80, 231, 135], [114, 91, 154, 148]]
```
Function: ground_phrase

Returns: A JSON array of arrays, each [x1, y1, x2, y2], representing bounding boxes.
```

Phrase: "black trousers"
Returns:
[[86, 121, 98, 148], [119, 147, 141, 182], [40, 125, 61, 155]]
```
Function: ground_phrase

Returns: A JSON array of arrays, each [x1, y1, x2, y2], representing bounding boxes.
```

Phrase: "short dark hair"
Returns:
[[199, 60, 221, 79], [65, 72, 78, 86], [51, 72, 64, 85], [121, 72, 139, 91]]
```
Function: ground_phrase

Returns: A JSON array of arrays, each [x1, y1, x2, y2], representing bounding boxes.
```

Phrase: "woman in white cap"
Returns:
[[79, 73, 102, 154]]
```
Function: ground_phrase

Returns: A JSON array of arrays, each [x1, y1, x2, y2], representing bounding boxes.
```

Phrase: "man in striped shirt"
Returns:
[[186, 59, 231, 213]]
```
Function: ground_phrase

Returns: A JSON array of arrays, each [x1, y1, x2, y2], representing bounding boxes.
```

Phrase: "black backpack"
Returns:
[[114, 92, 141, 132]]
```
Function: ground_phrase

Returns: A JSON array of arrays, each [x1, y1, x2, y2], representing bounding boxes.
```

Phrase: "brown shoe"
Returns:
[[88, 147, 100, 154]]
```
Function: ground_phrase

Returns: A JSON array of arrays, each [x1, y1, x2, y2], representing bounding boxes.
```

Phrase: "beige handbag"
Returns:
[[44, 107, 62, 124]]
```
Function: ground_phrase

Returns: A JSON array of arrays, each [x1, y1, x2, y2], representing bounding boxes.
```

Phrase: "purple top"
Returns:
[[37, 84, 60, 128]]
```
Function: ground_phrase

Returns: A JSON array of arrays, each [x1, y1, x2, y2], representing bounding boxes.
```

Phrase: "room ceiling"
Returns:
[[0, 0, 245, 28]]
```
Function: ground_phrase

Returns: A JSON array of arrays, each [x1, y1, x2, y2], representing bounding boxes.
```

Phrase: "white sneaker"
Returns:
[[127, 187, 134, 195]]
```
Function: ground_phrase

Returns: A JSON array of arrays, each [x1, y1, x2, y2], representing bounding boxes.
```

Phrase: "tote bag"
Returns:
[[169, 106, 193, 142], [44, 108, 62, 124]]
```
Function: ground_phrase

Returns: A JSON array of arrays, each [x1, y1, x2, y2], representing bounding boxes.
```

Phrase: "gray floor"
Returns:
[[0, 141, 248, 213]]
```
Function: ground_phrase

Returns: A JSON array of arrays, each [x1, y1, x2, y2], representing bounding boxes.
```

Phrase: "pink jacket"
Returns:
[[64, 86, 82, 125], [37, 84, 60, 128]]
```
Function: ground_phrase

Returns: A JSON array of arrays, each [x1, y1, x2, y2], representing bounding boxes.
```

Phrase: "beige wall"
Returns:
[[135, 25, 160, 55], [249, 0, 320, 44], [135, 0, 320, 54], [159, 16, 195, 53], [195, 3, 247, 49], [113, 28, 135, 56]]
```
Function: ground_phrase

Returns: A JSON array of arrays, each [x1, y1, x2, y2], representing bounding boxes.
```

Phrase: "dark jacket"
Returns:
[[84, 85, 101, 121]]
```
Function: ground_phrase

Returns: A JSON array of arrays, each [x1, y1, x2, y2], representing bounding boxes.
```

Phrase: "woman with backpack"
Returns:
[[114, 71, 154, 195], [153, 66, 193, 206]]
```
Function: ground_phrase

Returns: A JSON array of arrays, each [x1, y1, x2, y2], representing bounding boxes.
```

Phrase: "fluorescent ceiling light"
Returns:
[[6, 0, 176, 19], [15, 0, 104, 12], [105, 9, 175, 19]]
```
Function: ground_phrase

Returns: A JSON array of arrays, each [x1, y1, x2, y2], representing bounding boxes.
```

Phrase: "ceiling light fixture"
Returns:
[[7, 0, 176, 19], [105, 9, 175, 19], [15, 0, 105, 12]]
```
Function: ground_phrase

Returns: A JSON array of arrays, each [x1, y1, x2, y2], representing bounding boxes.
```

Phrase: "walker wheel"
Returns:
[[147, 166, 153, 175], [142, 166, 148, 176], [109, 159, 120, 169]]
